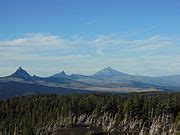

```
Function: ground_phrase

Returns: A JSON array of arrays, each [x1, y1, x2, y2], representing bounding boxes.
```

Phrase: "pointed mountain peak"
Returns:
[[50, 71, 67, 78], [17, 67, 22, 70], [60, 71, 66, 76], [11, 67, 31, 78], [93, 67, 128, 78], [15, 67, 26, 72]]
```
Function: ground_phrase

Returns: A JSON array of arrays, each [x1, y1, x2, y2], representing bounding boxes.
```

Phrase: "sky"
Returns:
[[0, 0, 180, 77]]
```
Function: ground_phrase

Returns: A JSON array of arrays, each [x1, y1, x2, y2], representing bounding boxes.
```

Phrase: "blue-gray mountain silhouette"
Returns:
[[10, 67, 32, 80], [0, 66, 180, 99], [50, 71, 67, 78], [93, 66, 129, 78]]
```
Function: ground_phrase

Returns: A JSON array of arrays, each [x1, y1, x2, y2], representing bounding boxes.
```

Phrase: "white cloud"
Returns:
[[0, 33, 180, 76], [96, 49, 104, 55], [91, 35, 177, 53], [0, 33, 64, 47], [0, 33, 177, 54]]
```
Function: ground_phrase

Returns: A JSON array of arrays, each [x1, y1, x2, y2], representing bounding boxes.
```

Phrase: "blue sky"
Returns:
[[0, 0, 180, 76]]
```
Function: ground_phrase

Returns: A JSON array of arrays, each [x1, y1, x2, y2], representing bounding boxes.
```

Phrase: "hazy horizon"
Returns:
[[1, 66, 180, 78], [1, 0, 180, 77]]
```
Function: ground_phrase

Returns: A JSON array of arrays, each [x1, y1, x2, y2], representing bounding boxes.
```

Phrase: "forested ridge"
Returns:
[[0, 92, 180, 134]]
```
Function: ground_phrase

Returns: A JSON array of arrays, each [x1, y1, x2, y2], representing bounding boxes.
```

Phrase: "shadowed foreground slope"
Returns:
[[0, 81, 95, 99]]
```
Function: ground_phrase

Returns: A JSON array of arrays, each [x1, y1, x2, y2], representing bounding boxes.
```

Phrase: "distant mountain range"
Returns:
[[0, 67, 180, 99]]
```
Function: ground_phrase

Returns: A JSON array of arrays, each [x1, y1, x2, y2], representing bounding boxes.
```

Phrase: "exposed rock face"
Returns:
[[38, 112, 178, 134]]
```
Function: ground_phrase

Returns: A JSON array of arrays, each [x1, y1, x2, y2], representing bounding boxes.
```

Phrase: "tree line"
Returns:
[[0, 92, 179, 134]]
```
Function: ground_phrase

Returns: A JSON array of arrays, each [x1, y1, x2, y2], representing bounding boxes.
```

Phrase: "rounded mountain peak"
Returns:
[[93, 67, 128, 77], [103, 66, 113, 71]]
